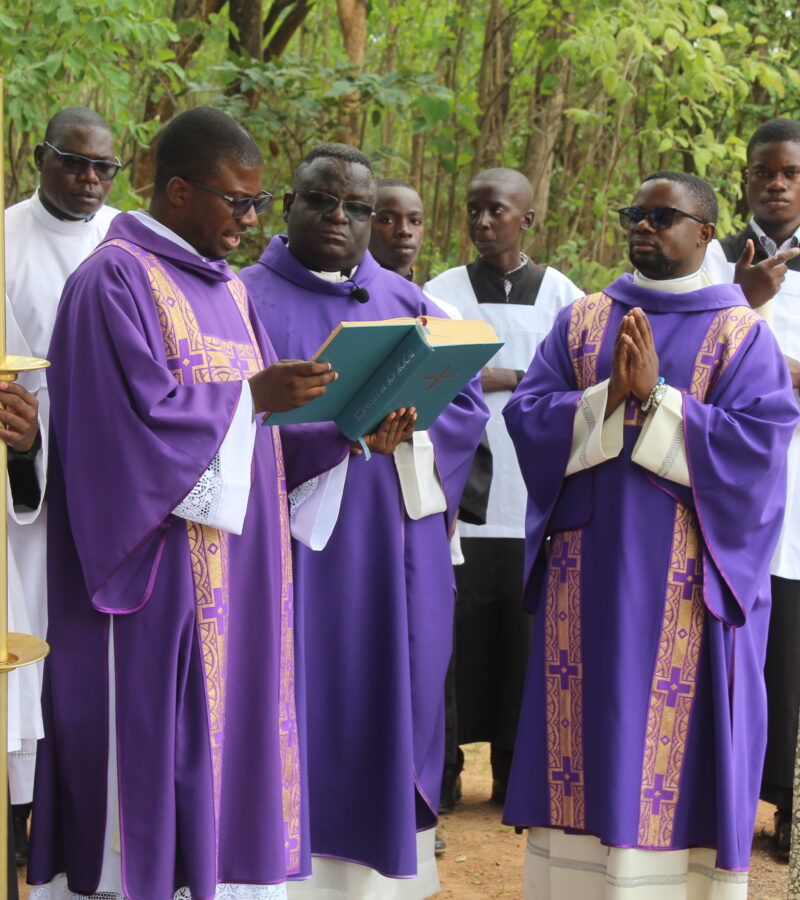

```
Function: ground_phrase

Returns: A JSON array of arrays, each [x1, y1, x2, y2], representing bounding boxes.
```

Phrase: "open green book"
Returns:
[[266, 316, 503, 439]]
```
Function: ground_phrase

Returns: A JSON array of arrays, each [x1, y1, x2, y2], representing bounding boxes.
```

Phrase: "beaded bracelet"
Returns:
[[641, 376, 666, 413]]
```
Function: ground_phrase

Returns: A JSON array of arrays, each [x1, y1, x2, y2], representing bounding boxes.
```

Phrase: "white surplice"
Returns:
[[5, 296, 47, 801], [423, 264, 582, 539], [4, 190, 119, 801]]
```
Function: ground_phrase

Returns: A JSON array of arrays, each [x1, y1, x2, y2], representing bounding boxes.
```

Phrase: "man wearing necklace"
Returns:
[[502, 171, 798, 899], [424, 168, 581, 806], [4, 106, 120, 863]]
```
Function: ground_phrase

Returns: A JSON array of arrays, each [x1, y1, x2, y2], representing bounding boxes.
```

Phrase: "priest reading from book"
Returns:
[[240, 143, 489, 900], [501, 171, 799, 900], [27, 107, 341, 900]]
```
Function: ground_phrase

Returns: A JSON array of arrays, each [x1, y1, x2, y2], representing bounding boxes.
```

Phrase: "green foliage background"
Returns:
[[2, 0, 799, 288]]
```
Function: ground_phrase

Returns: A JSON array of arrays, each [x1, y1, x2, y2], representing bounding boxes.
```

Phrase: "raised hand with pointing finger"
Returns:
[[734, 239, 800, 308]]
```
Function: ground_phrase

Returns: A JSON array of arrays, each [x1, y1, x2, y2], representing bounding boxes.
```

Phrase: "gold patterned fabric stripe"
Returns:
[[97, 239, 264, 382], [544, 529, 586, 830], [623, 395, 647, 428], [269, 426, 302, 874], [689, 306, 760, 403], [566, 293, 613, 391], [226, 276, 265, 367], [101, 240, 295, 863], [186, 521, 231, 829], [635, 306, 756, 847], [100, 239, 203, 381], [637, 505, 705, 847]]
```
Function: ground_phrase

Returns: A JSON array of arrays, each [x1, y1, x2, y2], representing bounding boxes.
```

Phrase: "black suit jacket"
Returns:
[[718, 224, 800, 272]]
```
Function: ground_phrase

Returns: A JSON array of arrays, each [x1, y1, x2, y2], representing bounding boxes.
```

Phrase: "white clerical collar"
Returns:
[[633, 265, 713, 294], [310, 265, 358, 283], [283, 240, 359, 282], [30, 189, 103, 235], [749, 217, 800, 256], [130, 210, 206, 260]]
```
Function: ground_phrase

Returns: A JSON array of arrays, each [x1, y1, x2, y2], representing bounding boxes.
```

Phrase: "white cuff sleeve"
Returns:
[[394, 430, 447, 520], [565, 379, 625, 476], [631, 386, 690, 486], [757, 299, 774, 326], [171, 381, 257, 533], [289, 455, 349, 550]]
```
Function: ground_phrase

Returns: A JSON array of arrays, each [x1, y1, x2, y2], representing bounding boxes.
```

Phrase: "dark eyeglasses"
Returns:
[[617, 206, 709, 230], [43, 141, 121, 181], [295, 190, 374, 223], [182, 177, 274, 218]]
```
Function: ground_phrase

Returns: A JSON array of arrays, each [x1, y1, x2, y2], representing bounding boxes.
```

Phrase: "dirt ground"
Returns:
[[16, 742, 792, 898]]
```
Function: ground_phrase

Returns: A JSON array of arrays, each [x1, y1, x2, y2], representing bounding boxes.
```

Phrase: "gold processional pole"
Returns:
[[0, 75, 50, 888]]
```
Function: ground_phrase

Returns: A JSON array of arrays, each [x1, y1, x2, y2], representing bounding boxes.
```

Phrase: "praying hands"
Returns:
[[605, 306, 660, 417]]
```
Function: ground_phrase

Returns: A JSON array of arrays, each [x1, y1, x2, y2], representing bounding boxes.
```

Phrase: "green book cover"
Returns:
[[266, 316, 503, 439]]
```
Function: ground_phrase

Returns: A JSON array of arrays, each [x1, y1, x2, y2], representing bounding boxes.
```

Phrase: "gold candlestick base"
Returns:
[[0, 354, 51, 379], [0, 633, 50, 673]]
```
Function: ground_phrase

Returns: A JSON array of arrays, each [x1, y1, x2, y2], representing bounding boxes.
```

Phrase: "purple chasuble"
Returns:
[[28, 213, 308, 899], [240, 236, 488, 878], [502, 274, 799, 870]]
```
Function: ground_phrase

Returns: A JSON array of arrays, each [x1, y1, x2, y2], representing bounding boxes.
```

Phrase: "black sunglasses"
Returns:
[[617, 206, 709, 230], [182, 177, 274, 219], [295, 190, 374, 223], [43, 141, 121, 182]]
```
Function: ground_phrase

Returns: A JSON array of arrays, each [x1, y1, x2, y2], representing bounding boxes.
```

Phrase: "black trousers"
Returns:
[[444, 537, 534, 767], [761, 575, 800, 811]]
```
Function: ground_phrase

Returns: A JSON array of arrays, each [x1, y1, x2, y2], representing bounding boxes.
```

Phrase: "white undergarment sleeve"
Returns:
[[171, 381, 256, 534], [290, 455, 349, 550], [393, 431, 447, 520], [565, 379, 625, 476], [631, 386, 690, 486]]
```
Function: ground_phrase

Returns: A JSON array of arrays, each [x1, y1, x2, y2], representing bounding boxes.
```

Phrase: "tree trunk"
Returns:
[[523, 23, 570, 253], [230, 0, 264, 58], [472, 0, 514, 172], [131, 0, 228, 196], [334, 0, 368, 145], [131, 0, 312, 195], [264, 0, 313, 61]]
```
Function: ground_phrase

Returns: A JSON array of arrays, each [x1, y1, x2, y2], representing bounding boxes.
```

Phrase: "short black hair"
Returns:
[[468, 167, 534, 209], [44, 107, 112, 144], [377, 177, 415, 191], [293, 143, 374, 190], [747, 118, 800, 160], [641, 170, 718, 223], [153, 107, 262, 193]]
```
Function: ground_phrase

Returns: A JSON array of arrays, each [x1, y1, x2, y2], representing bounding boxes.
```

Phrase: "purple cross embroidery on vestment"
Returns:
[[549, 649, 579, 690], [201, 587, 227, 636], [672, 558, 699, 599], [552, 756, 580, 797], [644, 773, 675, 815], [656, 666, 692, 708], [172, 337, 207, 383], [550, 547, 578, 582]]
